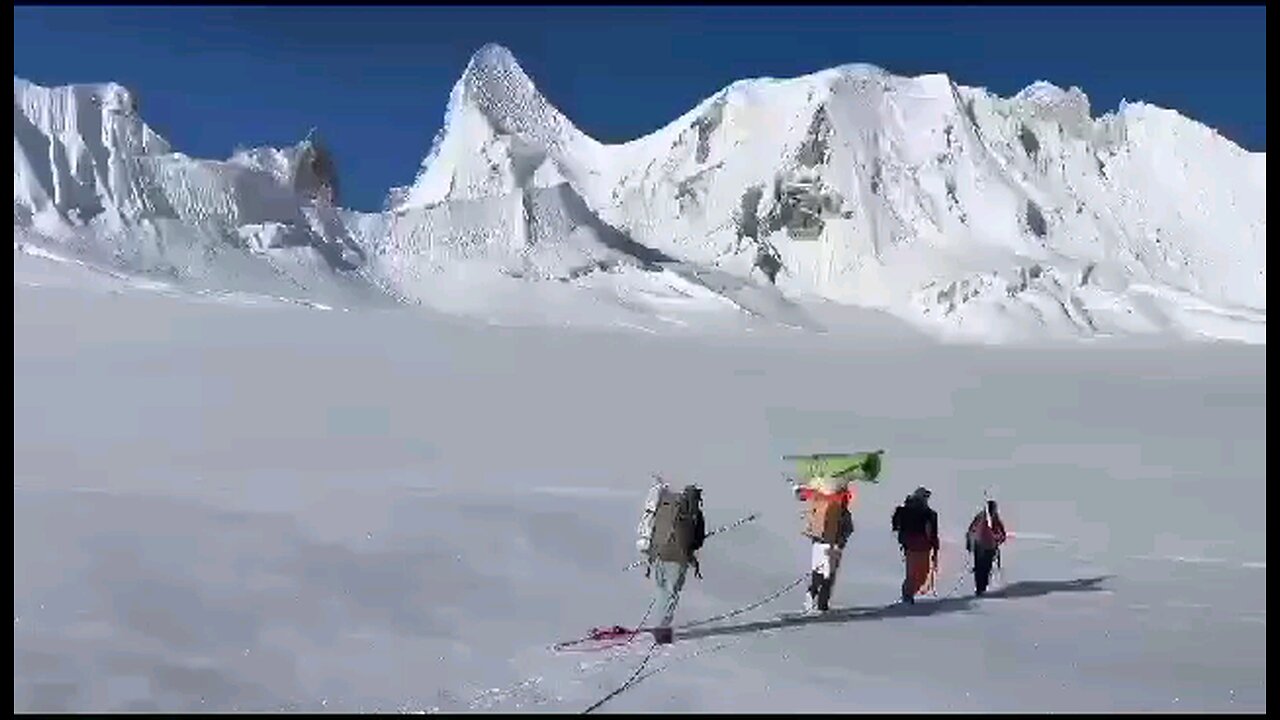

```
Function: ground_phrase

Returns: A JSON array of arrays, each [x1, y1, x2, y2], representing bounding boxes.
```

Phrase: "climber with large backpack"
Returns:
[[792, 477, 856, 613], [635, 479, 707, 644], [966, 498, 1008, 596]]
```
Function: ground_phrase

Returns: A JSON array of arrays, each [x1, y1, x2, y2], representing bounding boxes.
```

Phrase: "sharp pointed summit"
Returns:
[[455, 43, 580, 144], [461, 43, 526, 88]]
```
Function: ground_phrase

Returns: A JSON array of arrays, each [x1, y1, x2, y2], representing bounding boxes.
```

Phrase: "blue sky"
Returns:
[[13, 6, 1266, 211]]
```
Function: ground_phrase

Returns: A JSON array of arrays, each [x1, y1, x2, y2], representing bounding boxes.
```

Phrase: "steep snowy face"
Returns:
[[391, 47, 1263, 340], [14, 77, 370, 297], [395, 44, 597, 210], [1094, 102, 1266, 310], [13, 78, 170, 224], [594, 69, 1265, 336], [370, 45, 671, 300]]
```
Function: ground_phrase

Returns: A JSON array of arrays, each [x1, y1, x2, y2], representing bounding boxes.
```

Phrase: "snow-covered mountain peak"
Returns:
[[459, 42, 587, 149], [14, 77, 171, 225], [352, 46, 1267, 340], [13, 48, 1267, 344], [13, 76, 170, 162], [14, 76, 372, 299], [830, 62, 893, 80], [1004, 80, 1093, 131], [460, 43, 528, 94], [394, 44, 599, 211], [1015, 80, 1083, 107], [229, 129, 341, 205], [15, 77, 144, 120]]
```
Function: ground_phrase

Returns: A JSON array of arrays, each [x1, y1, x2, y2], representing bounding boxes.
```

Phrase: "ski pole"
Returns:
[[624, 513, 759, 571]]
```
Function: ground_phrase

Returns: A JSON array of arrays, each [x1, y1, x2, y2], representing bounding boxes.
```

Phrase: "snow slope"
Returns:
[[13, 253, 1267, 712], [13, 45, 1267, 342]]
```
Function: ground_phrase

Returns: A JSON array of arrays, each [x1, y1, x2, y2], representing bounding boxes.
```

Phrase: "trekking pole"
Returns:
[[927, 555, 939, 596], [622, 513, 759, 572], [707, 512, 760, 539]]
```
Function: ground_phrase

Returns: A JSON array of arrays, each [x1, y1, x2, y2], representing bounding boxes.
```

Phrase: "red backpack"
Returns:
[[968, 511, 1005, 549]]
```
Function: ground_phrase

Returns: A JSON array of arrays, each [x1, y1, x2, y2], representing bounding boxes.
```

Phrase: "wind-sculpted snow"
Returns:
[[13, 44, 1266, 342]]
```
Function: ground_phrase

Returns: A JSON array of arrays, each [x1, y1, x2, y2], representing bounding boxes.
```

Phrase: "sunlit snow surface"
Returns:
[[13, 248, 1265, 712], [11, 43, 1265, 712]]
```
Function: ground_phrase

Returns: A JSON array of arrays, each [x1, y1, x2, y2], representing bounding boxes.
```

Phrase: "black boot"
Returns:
[[808, 571, 825, 598], [816, 576, 834, 612], [652, 626, 674, 645]]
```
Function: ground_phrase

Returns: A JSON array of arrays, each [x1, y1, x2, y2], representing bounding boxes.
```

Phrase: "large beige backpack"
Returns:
[[804, 494, 843, 543]]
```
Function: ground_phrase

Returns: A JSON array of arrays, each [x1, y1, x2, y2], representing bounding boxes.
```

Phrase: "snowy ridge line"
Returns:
[[13, 42, 1266, 343]]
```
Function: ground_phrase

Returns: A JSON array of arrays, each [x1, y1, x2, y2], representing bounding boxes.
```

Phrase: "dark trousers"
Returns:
[[973, 547, 999, 595], [808, 571, 835, 611]]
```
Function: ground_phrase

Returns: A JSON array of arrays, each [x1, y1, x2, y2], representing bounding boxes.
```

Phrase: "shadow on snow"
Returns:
[[675, 575, 1114, 642]]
